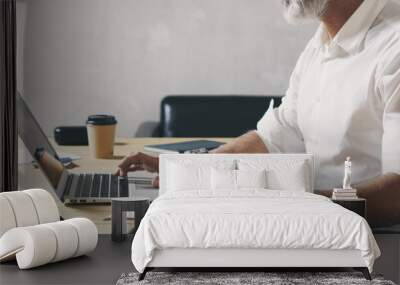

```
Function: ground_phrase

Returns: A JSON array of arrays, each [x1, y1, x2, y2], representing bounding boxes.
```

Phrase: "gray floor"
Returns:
[[0, 235, 134, 285], [1, 233, 398, 285]]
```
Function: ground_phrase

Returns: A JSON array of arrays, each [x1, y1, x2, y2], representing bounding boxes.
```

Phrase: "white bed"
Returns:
[[131, 154, 380, 280]]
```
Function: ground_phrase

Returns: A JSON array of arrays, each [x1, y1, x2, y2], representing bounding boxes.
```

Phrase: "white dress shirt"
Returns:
[[257, 0, 400, 189]]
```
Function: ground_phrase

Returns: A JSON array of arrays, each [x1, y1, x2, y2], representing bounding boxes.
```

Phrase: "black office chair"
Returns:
[[156, 95, 282, 137]]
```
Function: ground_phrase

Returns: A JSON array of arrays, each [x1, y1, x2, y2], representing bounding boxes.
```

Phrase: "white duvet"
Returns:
[[131, 190, 380, 273]]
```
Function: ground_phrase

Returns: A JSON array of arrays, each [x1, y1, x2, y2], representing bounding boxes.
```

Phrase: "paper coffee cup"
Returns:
[[86, 115, 117, 159]]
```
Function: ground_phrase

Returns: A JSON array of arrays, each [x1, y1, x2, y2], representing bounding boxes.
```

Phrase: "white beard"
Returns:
[[281, 0, 331, 24]]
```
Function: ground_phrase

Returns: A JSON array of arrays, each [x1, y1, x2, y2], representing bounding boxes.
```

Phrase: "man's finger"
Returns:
[[116, 165, 143, 176], [127, 165, 144, 172], [116, 167, 127, 177], [152, 176, 159, 188], [114, 169, 122, 176], [118, 154, 141, 169]]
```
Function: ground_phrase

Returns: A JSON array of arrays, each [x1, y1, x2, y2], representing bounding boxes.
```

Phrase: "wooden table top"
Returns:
[[56, 137, 232, 173], [49, 137, 231, 234]]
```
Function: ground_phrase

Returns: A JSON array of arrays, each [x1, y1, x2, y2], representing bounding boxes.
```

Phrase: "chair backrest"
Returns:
[[159, 95, 282, 137]]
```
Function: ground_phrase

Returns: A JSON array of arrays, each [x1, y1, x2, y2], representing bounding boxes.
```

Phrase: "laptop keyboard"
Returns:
[[100, 174, 110, 197], [65, 173, 129, 199], [91, 174, 101, 197], [81, 175, 92, 197], [75, 174, 85, 197]]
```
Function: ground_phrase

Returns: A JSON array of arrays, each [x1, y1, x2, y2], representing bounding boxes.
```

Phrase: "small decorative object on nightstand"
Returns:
[[332, 157, 358, 200], [331, 157, 366, 217], [111, 197, 150, 242], [332, 198, 366, 218]]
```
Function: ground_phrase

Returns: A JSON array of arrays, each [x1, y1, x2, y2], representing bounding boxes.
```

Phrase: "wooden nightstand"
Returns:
[[332, 198, 366, 218]]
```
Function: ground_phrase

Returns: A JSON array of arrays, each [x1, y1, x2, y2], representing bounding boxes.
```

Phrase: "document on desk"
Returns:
[[58, 152, 81, 164]]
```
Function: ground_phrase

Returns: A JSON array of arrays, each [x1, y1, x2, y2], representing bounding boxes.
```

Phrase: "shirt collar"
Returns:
[[313, 0, 388, 55]]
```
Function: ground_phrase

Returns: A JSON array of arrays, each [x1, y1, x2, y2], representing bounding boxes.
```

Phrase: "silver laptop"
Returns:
[[17, 93, 152, 204]]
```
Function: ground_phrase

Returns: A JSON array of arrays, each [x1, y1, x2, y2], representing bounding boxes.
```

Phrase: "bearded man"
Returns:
[[117, 0, 400, 227]]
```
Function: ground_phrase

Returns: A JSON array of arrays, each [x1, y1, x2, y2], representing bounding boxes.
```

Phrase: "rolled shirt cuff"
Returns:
[[256, 100, 305, 154]]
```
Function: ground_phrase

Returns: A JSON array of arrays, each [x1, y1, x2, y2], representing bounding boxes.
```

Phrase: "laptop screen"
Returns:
[[17, 93, 65, 189]]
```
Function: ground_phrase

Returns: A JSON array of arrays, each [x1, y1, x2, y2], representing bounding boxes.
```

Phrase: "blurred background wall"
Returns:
[[16, 0, 317, 137]]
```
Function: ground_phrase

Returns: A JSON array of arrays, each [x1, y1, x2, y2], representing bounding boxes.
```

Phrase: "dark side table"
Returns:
[[332, 198, 366, 218], [111, 197, 150, 242]]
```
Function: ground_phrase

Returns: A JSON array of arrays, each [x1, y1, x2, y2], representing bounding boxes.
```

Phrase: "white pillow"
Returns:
[[166, 160, 235, 192], [211, 168, 267, 190], [211, 168, 236, 190], [167, 162, 210, 191], [267, 164, 307, 191], [236, 169, 267, 189], [238, 159, 310, 192]]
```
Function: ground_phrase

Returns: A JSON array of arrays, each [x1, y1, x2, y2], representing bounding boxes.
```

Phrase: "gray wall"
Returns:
[[17, 0, 317, 137]]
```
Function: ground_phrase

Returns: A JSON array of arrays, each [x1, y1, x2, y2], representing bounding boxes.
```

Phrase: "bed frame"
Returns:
[[139, 248, 371, 280]]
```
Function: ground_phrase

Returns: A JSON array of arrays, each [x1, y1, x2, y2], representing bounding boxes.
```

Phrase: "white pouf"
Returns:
[[0, 189, 98, 269]]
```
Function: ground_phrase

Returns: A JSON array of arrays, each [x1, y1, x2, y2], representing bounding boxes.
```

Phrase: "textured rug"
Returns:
[[116, 272, 396, 285]]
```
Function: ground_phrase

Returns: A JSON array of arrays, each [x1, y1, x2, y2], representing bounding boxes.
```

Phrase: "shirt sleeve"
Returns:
[[256, 48, 308, 154], [379, 67, 400, 174]]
